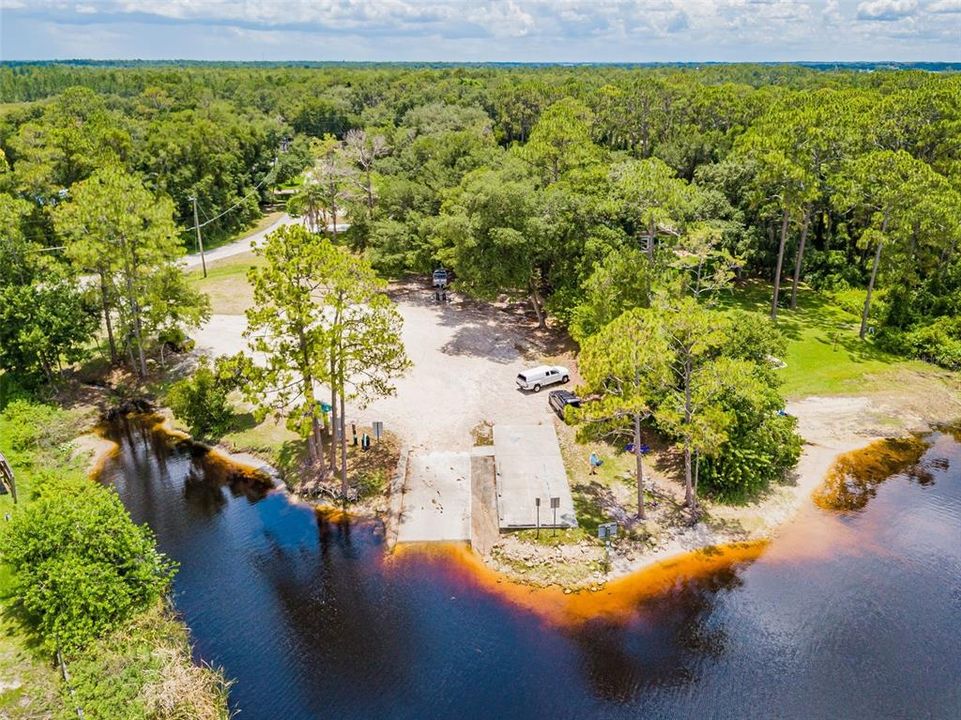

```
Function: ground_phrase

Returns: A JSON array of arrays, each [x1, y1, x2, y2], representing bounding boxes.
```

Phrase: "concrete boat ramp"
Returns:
[[394, 423, 576, 549], [395, 451, 472, 543]]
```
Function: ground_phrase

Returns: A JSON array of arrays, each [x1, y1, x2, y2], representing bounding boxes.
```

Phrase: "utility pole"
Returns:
[[191, 195, 207, 278]]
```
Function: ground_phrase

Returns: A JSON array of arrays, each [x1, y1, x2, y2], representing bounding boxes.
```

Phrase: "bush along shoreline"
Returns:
[[0, 395, 231, 720]]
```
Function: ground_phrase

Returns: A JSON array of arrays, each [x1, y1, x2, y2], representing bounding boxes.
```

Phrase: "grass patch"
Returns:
[[555, 421, 642, 535], [186, 251, 263, 315], [722, 281, 930, 398], [64, 602, 230, 720], [0, 399, 95, 525], [470, 420, 493, 446], [513, 526, 593, 545], [0, 616, 60, 719], [220, 413, 298, 465]]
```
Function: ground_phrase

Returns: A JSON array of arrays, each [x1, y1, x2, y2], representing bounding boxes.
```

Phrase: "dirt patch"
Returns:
[[294, 429, 401, 516], [470, 420, 493, 446]]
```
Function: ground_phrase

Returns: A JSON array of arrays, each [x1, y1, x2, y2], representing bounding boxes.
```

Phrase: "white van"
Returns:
[[516, 365, 570, 392]]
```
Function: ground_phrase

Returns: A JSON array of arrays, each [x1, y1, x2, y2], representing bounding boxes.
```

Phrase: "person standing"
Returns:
[[589, 452, 601, 475]]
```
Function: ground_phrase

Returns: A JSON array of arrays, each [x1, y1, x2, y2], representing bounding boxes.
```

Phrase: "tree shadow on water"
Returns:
[[563, 560, 750, 703]]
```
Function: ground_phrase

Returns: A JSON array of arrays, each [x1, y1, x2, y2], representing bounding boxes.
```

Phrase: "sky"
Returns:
[[1, 0, 960, 63]]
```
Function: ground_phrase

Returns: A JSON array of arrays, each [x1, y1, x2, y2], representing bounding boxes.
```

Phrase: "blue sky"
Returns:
[[2, 1, 960, 63]]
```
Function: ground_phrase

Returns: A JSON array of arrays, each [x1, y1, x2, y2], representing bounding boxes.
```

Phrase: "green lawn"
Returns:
[[219, 411, 300, 466], [186, 250, 263, 315], [722, 281, 931, 398]]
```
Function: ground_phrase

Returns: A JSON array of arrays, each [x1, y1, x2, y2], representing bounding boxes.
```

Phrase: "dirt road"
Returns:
[[181, 213, 298, 270]]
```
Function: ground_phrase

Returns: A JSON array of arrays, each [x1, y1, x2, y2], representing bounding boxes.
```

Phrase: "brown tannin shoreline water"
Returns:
[[98, 417, 961, 720]]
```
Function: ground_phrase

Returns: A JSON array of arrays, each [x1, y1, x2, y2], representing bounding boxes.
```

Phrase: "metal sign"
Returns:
[[535, 497, 541, 507], [372, 421, 384, 440], [598, 522, 618, 539], [550, 497, 561, 536]]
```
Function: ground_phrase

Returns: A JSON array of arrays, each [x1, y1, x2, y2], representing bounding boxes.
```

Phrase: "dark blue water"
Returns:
[[100, 419, 961, 720]]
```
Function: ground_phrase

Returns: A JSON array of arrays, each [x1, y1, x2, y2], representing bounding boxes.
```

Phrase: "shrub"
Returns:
[[723, 309, 786, 365], [826, 286, 887, 323], [901, 317, 961, 370], [804, 248, 864, 291], [158, 326, 196, 353], [0, 474, 175, 653], [700, 411, 802, 500], [166, 358, 233, 440]]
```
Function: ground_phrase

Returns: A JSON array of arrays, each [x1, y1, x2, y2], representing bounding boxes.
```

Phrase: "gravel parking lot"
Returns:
[[193, 282, 577, 453], [364, 287, 575, 452]]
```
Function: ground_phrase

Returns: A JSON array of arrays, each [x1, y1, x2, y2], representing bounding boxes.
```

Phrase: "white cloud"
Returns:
[[823, 0, 843, 24], [928, 0, 961, 12], [856, 0, 919, 20], [464, 1, 535, 38], [2, 0, 960, 61]]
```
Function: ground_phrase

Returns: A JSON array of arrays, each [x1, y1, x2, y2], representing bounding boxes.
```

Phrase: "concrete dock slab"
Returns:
[[493, 424, 577, 529], [396, 451, 471, 543]]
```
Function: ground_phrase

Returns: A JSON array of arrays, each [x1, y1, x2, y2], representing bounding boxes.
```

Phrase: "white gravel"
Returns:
[[192, 289, 563, 453]]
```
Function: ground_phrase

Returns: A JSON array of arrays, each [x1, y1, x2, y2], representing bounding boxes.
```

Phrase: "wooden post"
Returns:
[[0, 451, 17, 505]]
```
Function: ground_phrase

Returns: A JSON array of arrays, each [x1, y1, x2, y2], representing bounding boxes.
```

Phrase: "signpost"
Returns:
[[598, 522, 618, 540], [598, 522, 618, 573], [550, 497, 560, 536], [535, 497, 541, 539], [372, 421, 384, 442]]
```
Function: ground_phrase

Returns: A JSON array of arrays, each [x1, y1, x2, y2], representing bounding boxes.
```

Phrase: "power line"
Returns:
[[186, 159, 278, 232]]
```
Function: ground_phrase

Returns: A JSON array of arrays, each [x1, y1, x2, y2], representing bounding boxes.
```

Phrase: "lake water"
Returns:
[[99, 418, 961, 720]]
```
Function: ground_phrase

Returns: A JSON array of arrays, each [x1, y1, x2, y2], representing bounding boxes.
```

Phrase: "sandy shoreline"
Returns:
[[80, 386, 959, 594], [485, 390, 961, 588], [73, 431, 120, 478]]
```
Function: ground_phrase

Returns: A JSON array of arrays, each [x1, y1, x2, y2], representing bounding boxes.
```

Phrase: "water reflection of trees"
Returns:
[[565, 562, 749, 703], [813, 436, 942, 512], [181, 455, 273, 519], [105, 415, 274, 518], [260, 512, 418, 712]]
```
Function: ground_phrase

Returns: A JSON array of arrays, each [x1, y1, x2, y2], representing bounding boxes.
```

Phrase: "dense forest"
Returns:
[[1, 62, 960, 497], [3, 63, 960, 372]]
